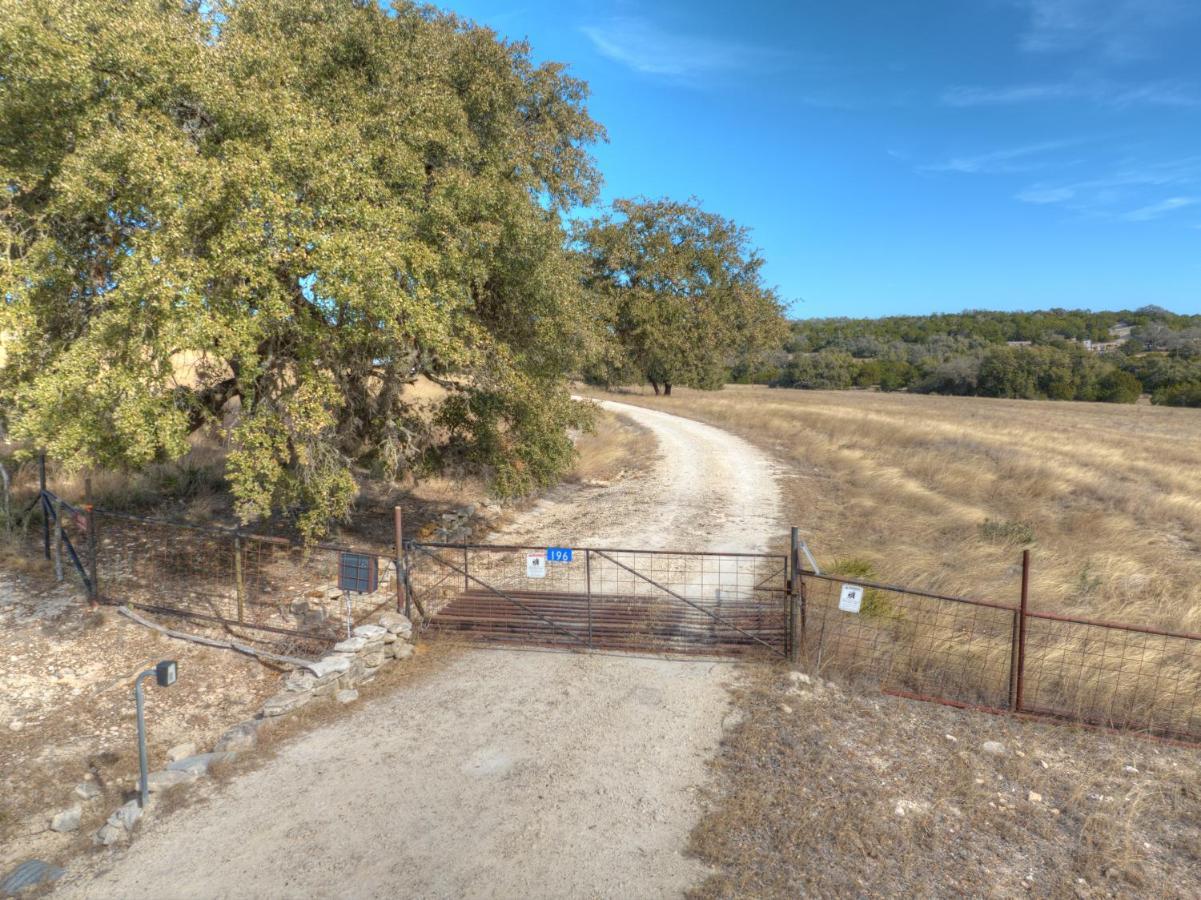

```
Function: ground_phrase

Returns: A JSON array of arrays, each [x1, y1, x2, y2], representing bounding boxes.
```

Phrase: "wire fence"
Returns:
[[797, 558, 1201, 743], [16, 501, 1201, 741], [92, 511, 398, 658]]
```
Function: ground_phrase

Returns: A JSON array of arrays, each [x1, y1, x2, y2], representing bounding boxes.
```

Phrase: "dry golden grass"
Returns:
[[581, 385, 1201, 632], [690, 665, 1201, 898]]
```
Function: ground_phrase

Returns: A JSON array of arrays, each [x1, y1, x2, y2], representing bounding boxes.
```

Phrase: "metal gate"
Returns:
[[408, 542, 790, 657]]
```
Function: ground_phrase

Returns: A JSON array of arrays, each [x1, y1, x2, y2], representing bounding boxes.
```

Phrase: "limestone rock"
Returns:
[[353, 624, 387, 640], [146, 770, 196, 792], [333, 636, 368, 654], [50, 805, 81, 833], [107, 799, 142, 831], [167, 752, 235, 776], [305, 655, 351, 679], [336, 689, 359, 705], [361, 650, 385, 668], [261, 691, 311, 717], [392, 642, 414, 661], [284, 671, 317, 693], [74, 781, 101, 801], [93, 823, 126, 846], [981, 741, 1007, 757], [215, 722, 258, 753], [377, 612, 413, 635], [788, 671, 812, 686], [166, 742, 197, 763]]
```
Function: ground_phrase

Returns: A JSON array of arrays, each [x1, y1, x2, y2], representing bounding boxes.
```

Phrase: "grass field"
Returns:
[[579, 385, 1201, 896], [583, 384, 1201, 631]]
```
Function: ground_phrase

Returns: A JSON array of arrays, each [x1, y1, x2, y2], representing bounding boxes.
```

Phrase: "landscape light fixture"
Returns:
[[135, 660, 178, 809]]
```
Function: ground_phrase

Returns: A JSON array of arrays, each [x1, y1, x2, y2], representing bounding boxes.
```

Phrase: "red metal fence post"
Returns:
[[585, 549, 593, 651], [789, 527, 802, 664], [1014, 549, 1031, 713]]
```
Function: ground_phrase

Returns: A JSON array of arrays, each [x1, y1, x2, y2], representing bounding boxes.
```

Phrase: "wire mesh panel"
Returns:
[[1021, 615, 1201, 741], [93, 512, 395, 655], [415, 543, 788, 656], [800, 574, 1016, 709]]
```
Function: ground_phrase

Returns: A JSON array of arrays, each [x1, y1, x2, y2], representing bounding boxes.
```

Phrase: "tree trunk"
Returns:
[[649, 380, 660, 395], [664, 383, 672, 396]]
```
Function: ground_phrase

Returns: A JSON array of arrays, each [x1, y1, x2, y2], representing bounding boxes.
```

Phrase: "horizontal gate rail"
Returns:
[[591, 550, 786, 657], [408, 541, 588, 646]]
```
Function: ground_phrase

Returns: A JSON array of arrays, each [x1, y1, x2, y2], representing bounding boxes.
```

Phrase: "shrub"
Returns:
[[978, 518, 1035, 545], [828, 557, 896, 619]]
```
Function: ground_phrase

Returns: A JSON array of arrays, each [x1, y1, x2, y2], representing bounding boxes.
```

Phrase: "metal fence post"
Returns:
[[789, 526, 802, 664], [1013, 549, 1031, 713], [52, 497, 64, 582], [39, 453, 49, 560], [394, 506, 408, 617], [585, 549, 593, 651], [234, 536, 245, 623], [85, 504, 99, 606]]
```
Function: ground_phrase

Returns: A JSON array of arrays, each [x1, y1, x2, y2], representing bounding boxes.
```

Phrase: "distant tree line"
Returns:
[[731, 307, 1201, 407]]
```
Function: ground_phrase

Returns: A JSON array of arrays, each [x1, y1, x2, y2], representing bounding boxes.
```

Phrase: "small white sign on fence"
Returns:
[[526, 554, 547, 579], [839, 583, 864, 614]]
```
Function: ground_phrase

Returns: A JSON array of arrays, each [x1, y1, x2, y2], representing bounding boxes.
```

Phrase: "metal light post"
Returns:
[[134, 660, 178, 809]]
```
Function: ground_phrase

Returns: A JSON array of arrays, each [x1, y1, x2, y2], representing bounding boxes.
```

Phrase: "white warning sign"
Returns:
[[526, 554, 547, 578], [839, 584, 864, 614]]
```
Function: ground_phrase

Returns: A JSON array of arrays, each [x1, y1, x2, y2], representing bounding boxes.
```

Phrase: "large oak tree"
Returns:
[[1, 0, 606, 537], [576, 198, 785, 395]]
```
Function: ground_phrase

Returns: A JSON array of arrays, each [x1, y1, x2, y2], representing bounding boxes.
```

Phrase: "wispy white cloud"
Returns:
[[920, 139, 1081, 175], [580, 17, 774, 80], [1122, 196, 1199, 221], [1014, 0, 1197, 61], [1014, 156, 1201, 223], [1016, 185, 1077, 204], [942, 78, 1201, 108]]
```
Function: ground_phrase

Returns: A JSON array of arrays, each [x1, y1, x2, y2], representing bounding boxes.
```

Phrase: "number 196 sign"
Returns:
[[547, 547, 573, 563]]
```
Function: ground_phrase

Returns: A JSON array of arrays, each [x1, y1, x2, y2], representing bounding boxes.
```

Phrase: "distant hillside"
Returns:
[[732, 306, 1201, 406]]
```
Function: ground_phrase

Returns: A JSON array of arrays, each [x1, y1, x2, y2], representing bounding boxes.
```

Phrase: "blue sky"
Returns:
[[442, 0, 1201, 319]]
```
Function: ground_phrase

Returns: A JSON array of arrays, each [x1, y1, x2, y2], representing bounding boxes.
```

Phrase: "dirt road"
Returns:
[[58, 399, 785, 899]]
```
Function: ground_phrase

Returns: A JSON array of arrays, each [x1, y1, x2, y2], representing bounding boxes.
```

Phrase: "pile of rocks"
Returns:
[[256, 611, 415, 719], [435, 505, 476, 542]]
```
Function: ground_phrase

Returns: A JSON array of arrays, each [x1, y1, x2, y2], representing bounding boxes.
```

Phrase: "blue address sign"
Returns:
[[546, 547, 573, 564]]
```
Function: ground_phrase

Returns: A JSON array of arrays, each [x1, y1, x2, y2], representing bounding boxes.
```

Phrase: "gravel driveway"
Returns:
[[58, 399, 785, 899]]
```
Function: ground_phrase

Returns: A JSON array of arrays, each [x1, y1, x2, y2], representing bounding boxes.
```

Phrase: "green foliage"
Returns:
[[1152, 381, 1201, 407], [777, 352, 857, 390], [759, 306, 1201, 405], [575, 197, 786, 395], [0, 0, 605, 538], [978, 518, 1035, 545], [828, 557, 896, 620]]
